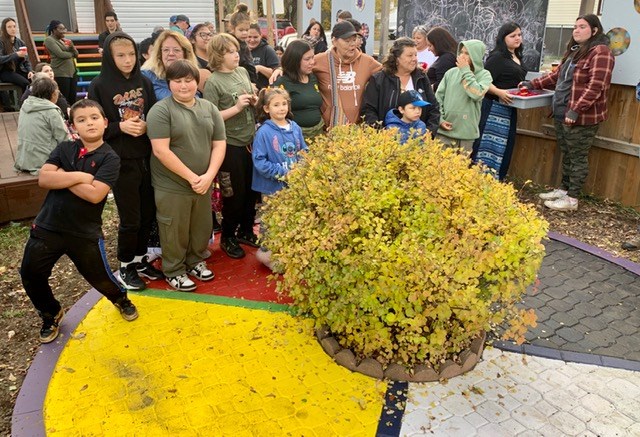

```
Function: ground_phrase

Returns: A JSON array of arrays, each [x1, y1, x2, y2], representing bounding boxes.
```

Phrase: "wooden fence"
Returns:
[[510, 84, 640, 209]]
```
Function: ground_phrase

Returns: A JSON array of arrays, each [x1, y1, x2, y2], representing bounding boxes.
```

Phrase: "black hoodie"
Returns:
[[250, 38, 279, 90], [88, 32, 156, 159]]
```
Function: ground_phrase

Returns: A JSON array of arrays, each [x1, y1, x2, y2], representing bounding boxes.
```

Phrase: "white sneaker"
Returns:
[[187, 261, 215, 281], [544, 195, 578, 211], [539, 189, 567, 200], [166, 274, 197, 292]]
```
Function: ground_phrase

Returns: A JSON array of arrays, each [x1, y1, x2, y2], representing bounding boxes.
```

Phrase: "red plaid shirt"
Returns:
[[531, 43, 614, 126]]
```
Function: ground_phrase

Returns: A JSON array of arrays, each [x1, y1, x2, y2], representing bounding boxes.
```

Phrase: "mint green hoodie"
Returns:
[[435, 40, 493, 141]]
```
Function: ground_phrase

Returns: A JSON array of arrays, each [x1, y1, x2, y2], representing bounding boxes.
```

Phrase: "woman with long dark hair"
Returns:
[[44, 20, 78, 104], [471, 22, 527, 180], [0, 17, 33, 92], [273, 39, 323, 139], [522, 14, 614, 211], [361, 37, 439, 134], [302, 20, 328, 54], [425, 27, 457, 92]]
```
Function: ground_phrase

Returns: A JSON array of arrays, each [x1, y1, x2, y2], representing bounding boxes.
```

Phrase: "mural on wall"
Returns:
[[601, 0, 637, 86], [396, 0, 549, 72]]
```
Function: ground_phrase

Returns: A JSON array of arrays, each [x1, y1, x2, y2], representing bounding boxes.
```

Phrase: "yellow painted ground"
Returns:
[[44, 295, 387, 436]]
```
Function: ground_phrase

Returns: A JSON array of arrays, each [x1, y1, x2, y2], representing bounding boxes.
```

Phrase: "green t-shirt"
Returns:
[[147, 97, 226, 194], [273, 74, 322, 128], [203, 67, 256, 147]]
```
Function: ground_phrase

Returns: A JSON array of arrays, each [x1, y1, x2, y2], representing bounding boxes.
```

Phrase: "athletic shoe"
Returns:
[[118, 264, 146, 290], [187, 261, 215, 281], [544, 195, 578, 211], [236, 231, 260, 248], [538, 188, 567, 200], [114, 296, 138, 321], [220, 236, 246, 259], [136, 256, 164, 280], [622, 237, 640, 251], [39, 307, 65, 343], [166, 274, 197, 292]]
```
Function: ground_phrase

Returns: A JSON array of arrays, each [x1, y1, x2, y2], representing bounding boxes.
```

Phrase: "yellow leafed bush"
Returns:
[[262, 125, 548, 368]]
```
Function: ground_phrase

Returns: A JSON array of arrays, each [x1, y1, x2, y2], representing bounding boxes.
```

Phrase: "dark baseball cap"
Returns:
[[397, 90, 430, 108], [176, 14, 190, 24], [331, 21, 357, 39]]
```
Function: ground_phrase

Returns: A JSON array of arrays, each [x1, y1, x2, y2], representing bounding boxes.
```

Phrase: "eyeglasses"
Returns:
[[161, 47, 183, 54], [198, 32, 213, 39]]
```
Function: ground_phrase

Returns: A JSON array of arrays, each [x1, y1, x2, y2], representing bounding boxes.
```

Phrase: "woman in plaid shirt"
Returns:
[[521, 14, 614, 211]]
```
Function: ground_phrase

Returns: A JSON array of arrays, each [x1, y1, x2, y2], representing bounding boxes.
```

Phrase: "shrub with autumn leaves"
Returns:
[[261, 125, 547, 370]]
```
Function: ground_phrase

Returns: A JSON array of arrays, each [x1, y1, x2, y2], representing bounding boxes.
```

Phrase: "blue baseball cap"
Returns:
[[398, 90, 430, 107]]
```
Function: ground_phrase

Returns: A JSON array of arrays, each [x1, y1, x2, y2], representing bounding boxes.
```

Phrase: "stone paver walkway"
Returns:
[[12, 234, 640, 436]]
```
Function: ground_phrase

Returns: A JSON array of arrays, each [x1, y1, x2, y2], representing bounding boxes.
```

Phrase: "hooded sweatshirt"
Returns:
[[15, 95, 69, 174], [252, 119, 307, 195], [250, 38, 280, 90], [435, 40, 492, 141], [88, 32, 156, 159], [384, 108, 427, 144], [313, 48, 381, 128]]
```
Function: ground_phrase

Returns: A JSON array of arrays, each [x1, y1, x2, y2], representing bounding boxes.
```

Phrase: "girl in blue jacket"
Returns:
[[252, 87, 307, 268]]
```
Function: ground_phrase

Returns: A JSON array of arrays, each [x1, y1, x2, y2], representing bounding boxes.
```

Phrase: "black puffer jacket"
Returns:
[[361, 68, 440, 135]]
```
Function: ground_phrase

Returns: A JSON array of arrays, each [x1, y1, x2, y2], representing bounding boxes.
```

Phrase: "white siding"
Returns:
[[0, 0, 17, 20], [546, 0, 599, 27], [75, 0, 96, 33], [111, 0, 216, 42]]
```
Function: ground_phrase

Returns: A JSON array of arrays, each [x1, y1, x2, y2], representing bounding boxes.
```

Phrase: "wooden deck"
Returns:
[[0, 112, 47, 223]]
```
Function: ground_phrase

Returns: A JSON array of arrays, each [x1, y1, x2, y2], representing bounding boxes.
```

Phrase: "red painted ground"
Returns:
[[144, 234, 292, 305]]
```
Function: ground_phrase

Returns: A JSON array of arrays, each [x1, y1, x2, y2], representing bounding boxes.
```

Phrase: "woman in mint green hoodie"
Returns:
[[435, 40, 492, 154]]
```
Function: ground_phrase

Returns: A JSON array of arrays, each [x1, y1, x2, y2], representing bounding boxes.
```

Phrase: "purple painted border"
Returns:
[[11, 233, 640, 436], [11, 289, 101, 437], [548, 231, 640, 275]]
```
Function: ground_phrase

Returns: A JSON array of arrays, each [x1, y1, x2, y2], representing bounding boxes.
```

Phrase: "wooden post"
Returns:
[[579, 0, 597, 16], [379, 0, 390, 59], [94, 0, 115, 34], [266, 0, 275, 46], [13, 0, 38, 66], [218, 0, 225, 33]]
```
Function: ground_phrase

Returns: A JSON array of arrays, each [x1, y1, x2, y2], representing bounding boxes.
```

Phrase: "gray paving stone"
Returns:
[[550, 311, 580, 327], [547, 298, 574, 313], [541, 284, 567, 298], [556, 327, 585, 342], [580, 316, 609, 331], [582, 330, 617, 347], [573, 302, 603, 317]]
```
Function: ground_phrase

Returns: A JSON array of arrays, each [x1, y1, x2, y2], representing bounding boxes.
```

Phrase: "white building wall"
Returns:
[[75, 0, 96, 33], [111, 0, 216, 42]]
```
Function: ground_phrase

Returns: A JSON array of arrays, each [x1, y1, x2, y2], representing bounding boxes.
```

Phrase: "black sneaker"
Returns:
[[220, 236, 246, 259], [136, 256, 164, 280], [118, 264, 146, 290], [114, 296, 138, 321], [236, 231, 260, 248], [39, 307, 65, 343]]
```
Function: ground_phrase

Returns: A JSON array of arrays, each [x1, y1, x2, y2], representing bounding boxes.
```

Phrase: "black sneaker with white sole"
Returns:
[[114, 296, 139, 321], [39, 307, 65, 343], [187, 261, 215, 281], [118, 264, 146, 290], [136, 255, 164, 280]]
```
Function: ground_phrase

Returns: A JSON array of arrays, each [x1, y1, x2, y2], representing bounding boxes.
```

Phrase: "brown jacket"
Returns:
[[313, 48, 381, 128]]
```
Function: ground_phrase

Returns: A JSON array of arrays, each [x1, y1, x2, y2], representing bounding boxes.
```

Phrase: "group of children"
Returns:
[[20, 31, 307, 343], [20, 23, 492, 344]]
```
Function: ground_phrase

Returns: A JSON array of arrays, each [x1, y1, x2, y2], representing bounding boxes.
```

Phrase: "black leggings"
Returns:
[[55, 75, 78, 105], [0, 70, 30, 92]]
